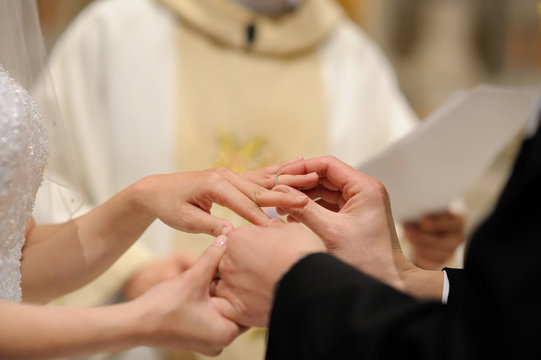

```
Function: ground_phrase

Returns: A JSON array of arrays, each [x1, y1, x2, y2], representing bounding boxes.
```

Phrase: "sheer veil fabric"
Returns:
[[0, 0, 84, 222]]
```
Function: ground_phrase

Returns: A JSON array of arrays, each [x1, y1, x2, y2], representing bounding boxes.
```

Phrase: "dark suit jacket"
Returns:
[[266, 120, 541, 360]]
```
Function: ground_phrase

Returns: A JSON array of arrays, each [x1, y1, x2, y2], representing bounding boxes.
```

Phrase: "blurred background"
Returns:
[[38, 0, 541, 119], [30, 2, 541, 359], [36, 0, 541, 233]]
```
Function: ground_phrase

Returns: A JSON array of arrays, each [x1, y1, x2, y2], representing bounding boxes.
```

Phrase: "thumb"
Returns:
[[273, 185, 334, 237], [189, 235, 228, 285], [211, 296, 239, 323]]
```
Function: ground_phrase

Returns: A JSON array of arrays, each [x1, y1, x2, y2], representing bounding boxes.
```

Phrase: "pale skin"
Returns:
[[121, 157, 320, 300], [126, 164, 464, 301], [216, 156, 446, 328], [215, 221, 325, 327], [1, 238, 236, 359], [1, 159, 317, 359], [122, 252, 196, 300]]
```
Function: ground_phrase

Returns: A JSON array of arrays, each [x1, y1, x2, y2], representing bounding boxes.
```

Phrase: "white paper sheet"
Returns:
[[357, 84, 541, 222]]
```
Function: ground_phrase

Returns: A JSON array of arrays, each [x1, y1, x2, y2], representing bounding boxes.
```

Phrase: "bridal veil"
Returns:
[[0, 0, 83, 221]]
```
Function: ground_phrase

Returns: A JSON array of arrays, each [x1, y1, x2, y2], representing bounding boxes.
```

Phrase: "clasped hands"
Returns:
[[131, 156, 463, 355], [214, 155, 412, 329], [214, 156, 464, 328]]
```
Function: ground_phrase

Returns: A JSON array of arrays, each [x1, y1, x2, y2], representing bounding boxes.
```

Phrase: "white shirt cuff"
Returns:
[[442, 269, 450, 304]]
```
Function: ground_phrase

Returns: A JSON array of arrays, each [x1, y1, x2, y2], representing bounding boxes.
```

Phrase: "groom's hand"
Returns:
[[214, 221, 325, 327], [273, 156, 412, 291]]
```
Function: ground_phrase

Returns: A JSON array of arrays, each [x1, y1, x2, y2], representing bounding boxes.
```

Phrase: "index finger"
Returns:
[[280, 156, 366, 198], [213, 172, 309, 226]]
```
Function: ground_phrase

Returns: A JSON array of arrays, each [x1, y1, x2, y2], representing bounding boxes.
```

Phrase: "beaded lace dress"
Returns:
[[0, 64, 48, 302]]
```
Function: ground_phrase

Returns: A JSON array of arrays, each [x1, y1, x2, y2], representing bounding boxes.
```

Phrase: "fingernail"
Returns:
[[269, 218, 285, 225], [221, 221, 234, 235], [221, 226, 232, 235], [214, 235, 227, 248]]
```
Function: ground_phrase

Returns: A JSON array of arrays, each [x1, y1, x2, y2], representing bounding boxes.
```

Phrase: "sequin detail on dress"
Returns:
[[0, 64, 48, 302]]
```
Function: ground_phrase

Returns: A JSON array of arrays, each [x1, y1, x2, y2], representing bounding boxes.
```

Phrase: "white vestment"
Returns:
[[46, 0, 417, 250]]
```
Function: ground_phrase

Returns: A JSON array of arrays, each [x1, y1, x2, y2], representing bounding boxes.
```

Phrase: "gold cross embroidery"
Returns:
[[212, 130, 273, 173]]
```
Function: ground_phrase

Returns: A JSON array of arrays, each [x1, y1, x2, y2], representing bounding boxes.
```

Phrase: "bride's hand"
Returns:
[[132, 236, 243, 355], [133, 166, 310, 236]]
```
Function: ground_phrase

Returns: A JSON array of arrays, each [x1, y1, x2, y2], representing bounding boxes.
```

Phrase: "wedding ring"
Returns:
[[274, 173, 280, 186]]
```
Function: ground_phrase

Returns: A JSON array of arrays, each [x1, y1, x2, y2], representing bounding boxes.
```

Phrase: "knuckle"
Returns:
[[370, 177, 387, 194], [179, 212, 197, 233], [326, 155, 339, 162], [369, 178, 391, 202], [208, 221, 221, 236], [250, 186, 266, 203], [323, 221, 341, 242], [214, 166, 232, 177], [322, 155, 337, 163], [208, 167, 227, 182], [247, 201, 263, 216], [291, 202, 309, 219]]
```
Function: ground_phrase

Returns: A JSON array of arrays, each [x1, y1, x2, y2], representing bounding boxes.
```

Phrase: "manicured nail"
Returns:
[[214, 235, 227, 248]]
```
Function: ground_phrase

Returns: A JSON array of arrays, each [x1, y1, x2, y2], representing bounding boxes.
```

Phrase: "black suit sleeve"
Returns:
[[267, 118, 541, 360], [266, 253, 468, 360]]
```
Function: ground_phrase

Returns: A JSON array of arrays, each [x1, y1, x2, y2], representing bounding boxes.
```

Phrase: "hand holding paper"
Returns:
[[358, 84, 540, 223]]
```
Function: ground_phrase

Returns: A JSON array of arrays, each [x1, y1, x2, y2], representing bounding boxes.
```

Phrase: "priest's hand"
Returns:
[[403, 210, 465, 270]]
